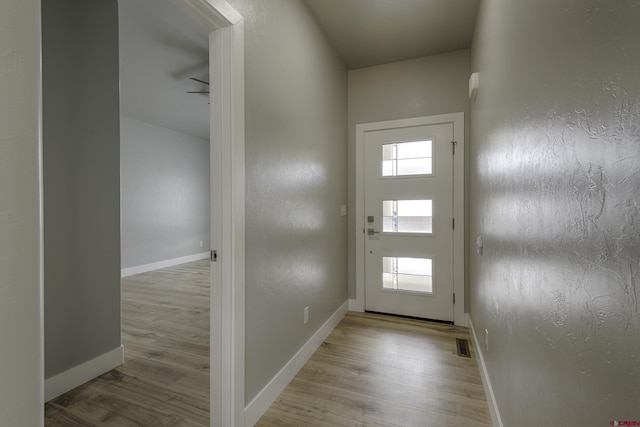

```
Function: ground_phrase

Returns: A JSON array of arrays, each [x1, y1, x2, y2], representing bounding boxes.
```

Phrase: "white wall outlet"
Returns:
[[304, 306, 309, 324], [485, 328, 489, 351], [340, 205, 347, 216], [199, 240, 203, 247]]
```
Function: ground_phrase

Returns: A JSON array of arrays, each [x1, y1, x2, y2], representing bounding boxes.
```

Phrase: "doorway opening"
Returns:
[[41, 1, 244, 426], [118, 1, 246, 425]]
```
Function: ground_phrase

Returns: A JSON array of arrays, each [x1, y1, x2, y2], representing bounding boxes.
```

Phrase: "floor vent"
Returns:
[[456, 338, 471, 358]]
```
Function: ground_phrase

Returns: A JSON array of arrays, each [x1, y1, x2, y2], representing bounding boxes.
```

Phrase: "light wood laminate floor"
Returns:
[[45, 259, 210, 426], [256, 312, 492, 427], [44, 260, 491, 427]]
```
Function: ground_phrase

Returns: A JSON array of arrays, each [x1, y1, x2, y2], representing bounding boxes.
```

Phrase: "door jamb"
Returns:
[[176, 1, 245, 425], [354, 113, 465, 326]]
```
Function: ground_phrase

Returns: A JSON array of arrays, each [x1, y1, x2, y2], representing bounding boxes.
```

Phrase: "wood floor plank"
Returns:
[[300, 355, 489, 403], [257, 400, 405, 427], [259, 377, 491, 427], [317, 338, 483, 385], [323, 330, 475, 366], [45, 261, 491, 427], [256, 312, 492, 427], [45, 259, 210, 427], [294, 361, 490, 421], [46, 383, 185, 426]]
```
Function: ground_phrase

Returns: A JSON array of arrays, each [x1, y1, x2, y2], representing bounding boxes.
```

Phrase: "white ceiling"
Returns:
[[304, 0, 480, 70], [119, 0, 211, 140], [118, 0, 480, 140]]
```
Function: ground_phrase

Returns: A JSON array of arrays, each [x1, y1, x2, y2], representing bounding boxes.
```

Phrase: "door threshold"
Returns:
[[364, 310, 454, 325]]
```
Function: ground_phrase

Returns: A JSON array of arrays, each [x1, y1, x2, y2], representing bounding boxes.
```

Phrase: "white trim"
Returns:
[[174, 0, 242, 28], [120, 252, 209, 277], [462, 312, 470, 327], [348, 298, 363, 312], [209, 27, 225, 427], [230, 21, 246, 426], [210, 24, 246, 427], [467, 314, 503, 427], [176, 1, 246, 426], [37, 0, 45, 419], [44, 345, 124, 402], [355, 113, 465, 326], [244, 301, 349, 426], [451, 113, 465, 326]]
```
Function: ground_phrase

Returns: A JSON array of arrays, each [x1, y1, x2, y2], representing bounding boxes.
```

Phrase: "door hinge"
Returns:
[[453, 293, 456, 304], [452, 218, 455, 230], [211, 250, 217, 262], [451, 140, 457, 155]]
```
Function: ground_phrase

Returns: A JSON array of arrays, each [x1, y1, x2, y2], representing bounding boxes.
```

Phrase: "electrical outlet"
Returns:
[[485, 328, 489, 351], [199, 240, 203, 247], [304, 306, 309, 324], [340, 205, 347, 216]]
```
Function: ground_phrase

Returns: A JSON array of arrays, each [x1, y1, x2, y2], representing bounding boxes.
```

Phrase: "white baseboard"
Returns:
[[461, 312, 470, 327], [244, 300, 349, 426], [121, 252, 209, 277], [348, 298, 363, 312], [45, 345, 124, 402], [467, 314, 503, 427]]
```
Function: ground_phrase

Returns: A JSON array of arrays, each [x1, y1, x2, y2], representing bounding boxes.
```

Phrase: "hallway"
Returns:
[[257, 312, 491, 426], [44, 261, 489, 426]]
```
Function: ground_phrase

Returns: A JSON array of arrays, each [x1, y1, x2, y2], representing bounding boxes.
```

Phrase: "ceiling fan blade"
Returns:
[[189, 77, 210, 85]]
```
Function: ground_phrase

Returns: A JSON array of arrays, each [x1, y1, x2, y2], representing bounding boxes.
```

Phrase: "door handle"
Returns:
[[367, 228, 380, 236]]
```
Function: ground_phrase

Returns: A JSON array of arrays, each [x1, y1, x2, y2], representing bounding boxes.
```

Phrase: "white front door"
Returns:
[[363, 122, 455, 321]]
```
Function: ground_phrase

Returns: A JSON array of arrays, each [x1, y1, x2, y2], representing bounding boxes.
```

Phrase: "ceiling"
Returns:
[[304, 0, 480, 70], [118, 0, 479, 140], [119, 0, 211, 140]]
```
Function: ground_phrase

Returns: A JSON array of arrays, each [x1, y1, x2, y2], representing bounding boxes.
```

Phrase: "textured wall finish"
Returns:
[[0, 0, 43, 424], [120, 116, 210, 268], [42, 0, 121, 378], [347, 51, 471, 303], [469, 0, 640, 425], [225, 0, 348, 403]]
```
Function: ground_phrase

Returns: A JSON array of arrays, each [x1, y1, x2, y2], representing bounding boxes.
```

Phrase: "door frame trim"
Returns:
[[355, 113, 465, 326], [176, 1, 245, 425]]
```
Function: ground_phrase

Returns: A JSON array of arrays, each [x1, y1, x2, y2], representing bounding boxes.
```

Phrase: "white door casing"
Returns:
[[175, 1, 245, 426], [355, 113, 465, 326], [364, 123, 454, 321]]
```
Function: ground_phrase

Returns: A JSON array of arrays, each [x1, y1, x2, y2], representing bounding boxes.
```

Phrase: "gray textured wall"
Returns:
[[225, 0, 348, 402], [42, 0, 121, 378], [347, 51, 471, 306], [469, 0, 640, 424], [0, 0, 43, 424], [120, 116, 210, 269]]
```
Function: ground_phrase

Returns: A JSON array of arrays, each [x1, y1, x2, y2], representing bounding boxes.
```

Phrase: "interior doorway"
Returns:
[[118, 1, 246, 425], [41, 1, 244, 426]]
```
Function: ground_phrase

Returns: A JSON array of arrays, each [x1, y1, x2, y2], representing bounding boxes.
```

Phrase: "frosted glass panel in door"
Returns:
[[382, 140, 432, 176], [382, 200, 433, 233], [382, 256, 433, 294]]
